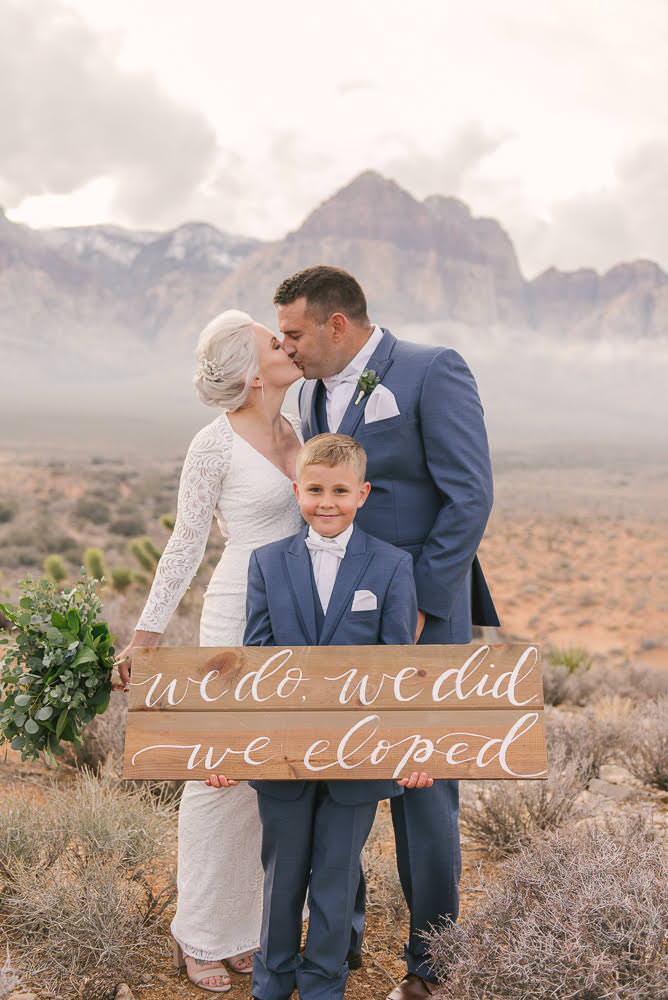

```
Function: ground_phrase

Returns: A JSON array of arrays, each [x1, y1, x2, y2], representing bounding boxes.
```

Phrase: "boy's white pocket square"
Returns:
[[351, 589, 378, 611], [364, 384, 400, 424]]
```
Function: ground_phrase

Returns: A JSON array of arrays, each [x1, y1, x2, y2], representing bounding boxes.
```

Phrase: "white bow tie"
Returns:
[[305, 531, 348, 560]]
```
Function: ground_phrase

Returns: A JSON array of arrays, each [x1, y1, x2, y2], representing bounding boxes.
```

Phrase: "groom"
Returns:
[[275, 265, 499, 1000]]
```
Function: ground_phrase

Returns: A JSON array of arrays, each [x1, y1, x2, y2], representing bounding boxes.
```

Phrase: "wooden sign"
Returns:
[[123, 644, 547, 781]]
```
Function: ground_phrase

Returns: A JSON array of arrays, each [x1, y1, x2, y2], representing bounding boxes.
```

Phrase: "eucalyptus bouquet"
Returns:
[[0, 573, 115, 764]]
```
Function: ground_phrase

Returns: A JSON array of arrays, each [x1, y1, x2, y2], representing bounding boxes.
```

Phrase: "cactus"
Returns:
[[141, 537, 162, 565], [83, 547, 107, 582], [110, 566, 133, 593], [129, 540, 154, 573], [43, 554, 67, 585], [160, 513, 175, 532]]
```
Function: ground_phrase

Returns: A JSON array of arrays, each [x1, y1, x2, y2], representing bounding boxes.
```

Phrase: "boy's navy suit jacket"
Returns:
[[299, 329, 499, 642], [244, 523, 417, 806]]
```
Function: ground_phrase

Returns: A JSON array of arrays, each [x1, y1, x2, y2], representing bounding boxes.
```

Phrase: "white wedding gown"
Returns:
[[136, 409, 304, 960]]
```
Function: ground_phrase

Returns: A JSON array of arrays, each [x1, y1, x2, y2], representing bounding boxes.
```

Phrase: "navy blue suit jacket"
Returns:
[[299, 329, 499, 643], [244, 523, 417, 805]]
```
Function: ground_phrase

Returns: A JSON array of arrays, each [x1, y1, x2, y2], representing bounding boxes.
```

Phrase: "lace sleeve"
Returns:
[[135, 415, 232, 633]]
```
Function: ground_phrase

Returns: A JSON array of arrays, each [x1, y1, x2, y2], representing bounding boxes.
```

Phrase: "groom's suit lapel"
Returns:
[[284, 527, 318, 645], [337, 329, 397, 439], [300, 379, 325, 436], [319, 526, 373, 646]]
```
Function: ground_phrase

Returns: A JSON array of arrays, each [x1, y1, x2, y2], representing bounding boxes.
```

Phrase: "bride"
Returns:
[[117, 309, 303, 992]]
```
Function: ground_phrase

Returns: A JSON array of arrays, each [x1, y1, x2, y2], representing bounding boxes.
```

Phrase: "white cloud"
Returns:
[[0, 0, 217, 226]]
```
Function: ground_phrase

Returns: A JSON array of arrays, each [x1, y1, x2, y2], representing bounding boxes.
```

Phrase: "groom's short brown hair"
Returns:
[[274, 266, 369, 325]]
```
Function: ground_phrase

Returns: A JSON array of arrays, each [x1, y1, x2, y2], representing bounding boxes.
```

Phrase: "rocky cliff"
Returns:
[[1, 171, 666, 386]]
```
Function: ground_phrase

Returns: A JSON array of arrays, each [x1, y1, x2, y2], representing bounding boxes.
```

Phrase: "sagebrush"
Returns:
[[427, 814, 667, 1000], [0, 771, 175, 995]]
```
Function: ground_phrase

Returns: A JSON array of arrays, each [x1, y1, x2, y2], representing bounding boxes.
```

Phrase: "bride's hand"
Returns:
[[113, 630, 161, 689], [205, 774, 239, 788]]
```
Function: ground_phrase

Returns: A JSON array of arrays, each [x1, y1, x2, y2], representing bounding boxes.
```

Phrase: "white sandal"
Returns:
[[172, 938, 232, 993]]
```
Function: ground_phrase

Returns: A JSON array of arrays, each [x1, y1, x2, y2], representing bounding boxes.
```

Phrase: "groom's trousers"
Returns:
[[350, 609, 466, 981]]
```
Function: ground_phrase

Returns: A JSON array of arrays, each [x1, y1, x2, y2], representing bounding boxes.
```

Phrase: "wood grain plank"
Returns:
[[127, 643, 543, 713], [123, 707, 548, 781]]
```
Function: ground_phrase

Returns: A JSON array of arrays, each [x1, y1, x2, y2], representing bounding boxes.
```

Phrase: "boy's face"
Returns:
[[294, 462, 371, 538]]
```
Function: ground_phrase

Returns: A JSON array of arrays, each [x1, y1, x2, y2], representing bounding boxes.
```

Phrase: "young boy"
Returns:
[[244, 433, 418, 1000]]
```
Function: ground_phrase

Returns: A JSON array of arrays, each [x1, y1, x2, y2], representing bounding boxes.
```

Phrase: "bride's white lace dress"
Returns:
[[136, 410, 303, 960]]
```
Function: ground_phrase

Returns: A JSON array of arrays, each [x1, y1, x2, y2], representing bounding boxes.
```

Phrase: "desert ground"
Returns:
[[1, 437, 666, 999]]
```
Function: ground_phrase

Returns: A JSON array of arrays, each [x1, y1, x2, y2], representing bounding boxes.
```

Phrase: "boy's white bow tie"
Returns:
[[305, 531, 348, 559]]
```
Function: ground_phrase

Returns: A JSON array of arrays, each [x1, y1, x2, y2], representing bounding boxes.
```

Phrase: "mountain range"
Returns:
[[1, 170, 667, 385]]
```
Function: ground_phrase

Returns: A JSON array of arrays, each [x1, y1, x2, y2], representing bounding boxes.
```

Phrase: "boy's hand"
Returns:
[[396, 771, 434, 789], [205, 774, 239, 788]]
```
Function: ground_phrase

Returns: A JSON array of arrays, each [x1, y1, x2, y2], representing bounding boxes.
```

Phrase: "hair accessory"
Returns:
[[199, 358, 225, 380]]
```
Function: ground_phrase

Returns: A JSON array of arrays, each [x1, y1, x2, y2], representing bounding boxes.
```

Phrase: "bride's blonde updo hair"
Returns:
[[193, 309, 260, 410]]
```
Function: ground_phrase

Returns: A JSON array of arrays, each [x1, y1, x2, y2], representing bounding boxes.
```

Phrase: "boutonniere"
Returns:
[[354, 368, 381, 405]]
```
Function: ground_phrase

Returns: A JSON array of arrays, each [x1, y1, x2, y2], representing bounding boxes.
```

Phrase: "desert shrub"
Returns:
[[0, 791, 67, 874], [460, 744, 586, 858], [544, 706, 621, 782], [43, 553, 67, 585], [109, 514, 146, 537], [159, 513, 175, 531], [543, 659, 668, 708], [0, 771, 174, 994], [549, 645, 593, 673], [83, 547, 107, 582], [43, 532, 82, 565], [426, 814, 667, 1000], [620, 696, 668, 790], [541, 660, 571, 706], [73, 496, 111, 525], [110, 566, 133, 593], [0, 947, 22, 998], [14, 547, 40, 568], [0, 499, 18, 524]]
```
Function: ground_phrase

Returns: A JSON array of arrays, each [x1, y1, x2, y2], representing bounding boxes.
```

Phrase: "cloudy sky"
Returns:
[[2, 0, 667, 277]]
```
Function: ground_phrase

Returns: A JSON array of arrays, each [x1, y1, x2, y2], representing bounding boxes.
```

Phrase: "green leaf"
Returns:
[[19, 597, 32, 610], [71, 648, 97, 669], [66, 608, 81, 633], [51, 611, 68, 629], [35, 705, 53, 721], [24, 718, 40, 735], [94, 693, 111, 715], [90, 685, 111, 706], [55, 709, 69, 739], [14, 693, 31, 707], [19, 612, 31, 628]]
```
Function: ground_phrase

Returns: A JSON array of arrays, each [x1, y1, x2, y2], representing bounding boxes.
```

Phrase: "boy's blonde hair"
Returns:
[[296, 433, 367, 482]]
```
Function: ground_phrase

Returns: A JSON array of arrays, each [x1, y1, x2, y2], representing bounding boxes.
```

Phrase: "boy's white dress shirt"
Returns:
[[304, 523, 354, 613]]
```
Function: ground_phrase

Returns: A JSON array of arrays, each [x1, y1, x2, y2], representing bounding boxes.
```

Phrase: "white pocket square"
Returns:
[[364, 384, 400, 424], [351, 589, 378, 611]]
